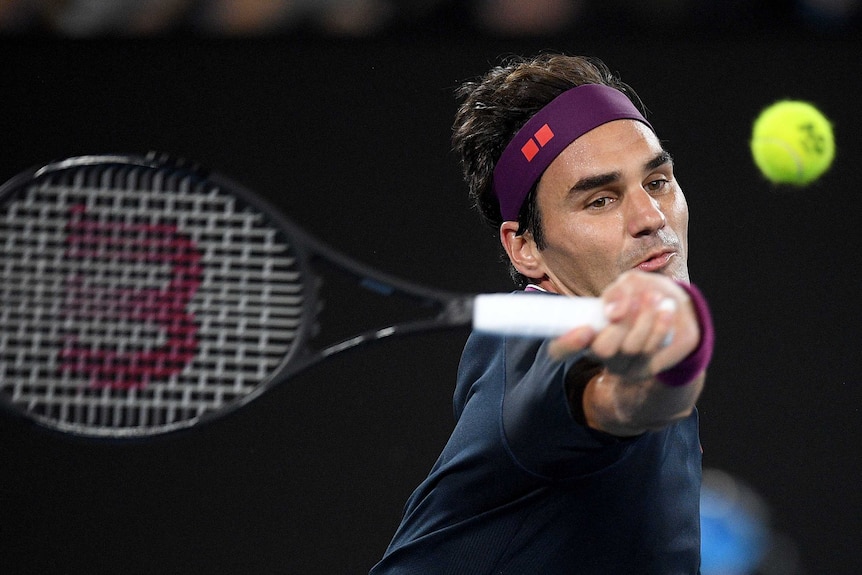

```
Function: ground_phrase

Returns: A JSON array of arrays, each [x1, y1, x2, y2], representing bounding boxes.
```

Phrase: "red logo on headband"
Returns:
[[520, 124, 555, 162]]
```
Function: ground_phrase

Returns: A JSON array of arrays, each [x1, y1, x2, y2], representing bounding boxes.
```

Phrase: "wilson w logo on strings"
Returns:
[[59, 204, 203, 389], [1, 178, 300, 417]]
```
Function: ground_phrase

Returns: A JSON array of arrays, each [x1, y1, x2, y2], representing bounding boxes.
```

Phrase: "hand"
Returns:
[[548, 270, 700, 381]]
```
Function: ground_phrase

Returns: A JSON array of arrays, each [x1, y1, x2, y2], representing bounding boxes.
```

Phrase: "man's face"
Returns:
[[527, 119, 690, 296]]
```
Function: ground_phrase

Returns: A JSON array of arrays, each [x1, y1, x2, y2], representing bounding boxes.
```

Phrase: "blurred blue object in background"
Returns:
[[701, 468, 771, 575]]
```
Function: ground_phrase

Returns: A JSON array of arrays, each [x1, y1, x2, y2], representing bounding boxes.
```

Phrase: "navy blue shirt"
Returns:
[[371, 331, 702, 574]]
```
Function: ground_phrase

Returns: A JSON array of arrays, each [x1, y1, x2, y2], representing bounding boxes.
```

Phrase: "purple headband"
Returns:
[[492, 84, 653, 221]]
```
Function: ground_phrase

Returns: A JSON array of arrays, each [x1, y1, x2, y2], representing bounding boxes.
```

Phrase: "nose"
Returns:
[[626, 187, 666, 237]]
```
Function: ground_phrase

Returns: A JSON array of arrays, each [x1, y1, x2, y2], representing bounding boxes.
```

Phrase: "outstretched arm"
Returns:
[[549, 270, 712, 437]]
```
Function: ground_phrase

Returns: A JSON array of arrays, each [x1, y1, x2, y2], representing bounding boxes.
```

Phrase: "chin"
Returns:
[[668, 266, 690, 283]]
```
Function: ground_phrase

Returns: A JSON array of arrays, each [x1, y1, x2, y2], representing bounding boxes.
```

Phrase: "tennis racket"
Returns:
[[0, 153, 607, 438]]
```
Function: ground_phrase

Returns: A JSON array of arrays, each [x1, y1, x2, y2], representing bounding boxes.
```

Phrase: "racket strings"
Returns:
[[0, 164, 304, 435]]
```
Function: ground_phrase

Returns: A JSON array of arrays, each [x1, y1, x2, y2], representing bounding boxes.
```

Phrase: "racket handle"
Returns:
[[473, 294, 608, 338]]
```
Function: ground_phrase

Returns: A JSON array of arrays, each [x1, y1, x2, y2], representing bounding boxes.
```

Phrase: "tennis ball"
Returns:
[[750, 100, 835, 186]]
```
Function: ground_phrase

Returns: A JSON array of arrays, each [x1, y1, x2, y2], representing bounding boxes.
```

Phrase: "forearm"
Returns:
[[583, 370, 704, 436], [571, 279, 712, 436], [556, 274, 713, 437]]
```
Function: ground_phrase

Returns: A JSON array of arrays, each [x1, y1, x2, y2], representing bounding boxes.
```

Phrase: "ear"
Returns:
[[499, 221, 546, 281]]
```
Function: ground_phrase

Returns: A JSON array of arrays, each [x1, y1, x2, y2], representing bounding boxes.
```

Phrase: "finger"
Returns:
[[589, 320, 629, 359], [548, 325, 597, 360], [660, 328, 675, 349], [642, 297, 678, 352], [590, 286, 638, 358], [618, 292, 666, 355]]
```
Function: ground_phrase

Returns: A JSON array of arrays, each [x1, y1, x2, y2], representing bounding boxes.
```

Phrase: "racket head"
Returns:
[[0, 153, 316, 438]]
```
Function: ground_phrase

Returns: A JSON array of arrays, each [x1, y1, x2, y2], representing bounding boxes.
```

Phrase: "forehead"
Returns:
[[540, 120, 665, 186]]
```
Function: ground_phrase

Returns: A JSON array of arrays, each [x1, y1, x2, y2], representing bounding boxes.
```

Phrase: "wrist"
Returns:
[[656, 282, 714, 387]]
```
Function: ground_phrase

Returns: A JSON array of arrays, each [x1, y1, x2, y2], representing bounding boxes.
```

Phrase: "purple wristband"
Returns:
[[656, 282, 714, 387]]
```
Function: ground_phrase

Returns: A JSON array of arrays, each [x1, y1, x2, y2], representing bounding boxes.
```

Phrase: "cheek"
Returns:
[[668, 195, 691, 270], [551, 217, 614, 264], [669, 191, 690, 237], [551, 220, 626, 288]]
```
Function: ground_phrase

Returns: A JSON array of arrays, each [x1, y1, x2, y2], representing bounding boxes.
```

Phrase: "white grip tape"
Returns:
[[472, 294, 608, 338]]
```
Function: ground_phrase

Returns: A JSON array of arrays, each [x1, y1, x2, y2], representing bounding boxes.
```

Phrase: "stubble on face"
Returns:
[[528, 120, 690, 297]]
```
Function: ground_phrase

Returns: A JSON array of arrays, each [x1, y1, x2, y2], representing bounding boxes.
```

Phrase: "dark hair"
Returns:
[[452, 54, 645, 286]]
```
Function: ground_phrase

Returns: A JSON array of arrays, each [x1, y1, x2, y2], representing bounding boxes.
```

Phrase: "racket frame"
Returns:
[[0, 153, 474, 438]]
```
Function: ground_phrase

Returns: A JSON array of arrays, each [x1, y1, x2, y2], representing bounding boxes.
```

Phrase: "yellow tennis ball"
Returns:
[[750, 100, 835, 186]]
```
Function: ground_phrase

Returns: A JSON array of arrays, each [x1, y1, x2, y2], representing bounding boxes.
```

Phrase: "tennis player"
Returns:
[[370, 53, 714, 574]]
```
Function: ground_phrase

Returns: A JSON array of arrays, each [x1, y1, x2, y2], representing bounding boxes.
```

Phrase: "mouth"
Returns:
[[635, 250, 678, 273]]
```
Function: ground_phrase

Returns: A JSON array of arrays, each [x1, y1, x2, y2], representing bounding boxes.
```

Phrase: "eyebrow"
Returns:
[[646, 150, 674, 171], [567, 150, 674, 194]]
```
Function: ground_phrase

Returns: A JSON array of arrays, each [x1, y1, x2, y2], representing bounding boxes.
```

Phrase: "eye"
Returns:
[[586, 195, 618, 210], [645, 178, 670, 193]]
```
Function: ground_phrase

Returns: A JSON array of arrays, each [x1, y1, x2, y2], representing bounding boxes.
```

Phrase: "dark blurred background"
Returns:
[[1, 1, 860, 574]]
